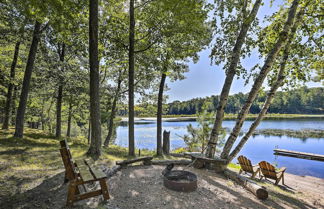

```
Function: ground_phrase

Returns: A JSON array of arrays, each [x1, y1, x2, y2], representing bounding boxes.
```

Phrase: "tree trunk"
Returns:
[[40, 97, 46, 130], [14, 21, 41, 138], [87, 0, 102, 160], [11, 85, 18, 126], [227, 7, 305, 162], [87, 119, 91, 144], [157, 73, 167, 156], [55, 43, 65, 138], [104, 75, 122, 146], [221, 0, 300, 159], [46, 97, 54, 133], [206, 0, 262, 158], [2, 41, 20, 129], [128, 0, 135, 156], [66, 98, 72, 137]]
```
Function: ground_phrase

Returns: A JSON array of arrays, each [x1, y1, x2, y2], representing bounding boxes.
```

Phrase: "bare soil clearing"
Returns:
[[1, 164, 324, 209], [103, 165, 324, 209]]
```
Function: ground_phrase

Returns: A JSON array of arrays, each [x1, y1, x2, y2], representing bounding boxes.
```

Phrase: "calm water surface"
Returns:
[[115, 119, 324, 178]]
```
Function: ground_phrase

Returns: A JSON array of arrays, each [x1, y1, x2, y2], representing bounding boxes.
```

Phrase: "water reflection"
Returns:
[[114, 119, 324, 178]]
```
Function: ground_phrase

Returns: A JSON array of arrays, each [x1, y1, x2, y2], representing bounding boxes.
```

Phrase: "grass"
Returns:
[[0, 127, 180, 198], [227, 162, 241, 170]]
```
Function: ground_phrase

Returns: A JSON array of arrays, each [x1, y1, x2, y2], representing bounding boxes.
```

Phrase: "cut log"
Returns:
[[116, 156, 153, 167], [151, 159, 192, 166], [224, 169, 268, 200]]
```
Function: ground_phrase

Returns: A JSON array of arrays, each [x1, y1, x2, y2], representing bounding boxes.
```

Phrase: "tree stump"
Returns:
[[163, 130, 170, 154]]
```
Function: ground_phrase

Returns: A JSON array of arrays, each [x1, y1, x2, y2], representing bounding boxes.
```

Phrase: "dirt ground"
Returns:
[[104, 165, 324, 209], [2, 165, 323, 209]]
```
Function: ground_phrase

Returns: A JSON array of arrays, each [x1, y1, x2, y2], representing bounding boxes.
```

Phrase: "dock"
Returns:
[[274, 149, 324, 162]]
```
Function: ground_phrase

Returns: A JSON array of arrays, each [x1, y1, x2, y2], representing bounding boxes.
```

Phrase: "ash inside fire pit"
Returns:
[[162, 164, 197, 192]]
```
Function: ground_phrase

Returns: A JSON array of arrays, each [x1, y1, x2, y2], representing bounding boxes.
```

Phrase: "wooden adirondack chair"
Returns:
[[258, 161, 286, 185], [237, 155, 260, 178]]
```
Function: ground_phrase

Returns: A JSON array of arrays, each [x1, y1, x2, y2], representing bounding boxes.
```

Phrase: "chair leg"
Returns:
[[275, 178, 280, 185], [239, 169, 242, 175], [99, 179, 110, 200], [281, 174, 285, 185], [67, 181, 77, 206], [252, 172, 256, 179]]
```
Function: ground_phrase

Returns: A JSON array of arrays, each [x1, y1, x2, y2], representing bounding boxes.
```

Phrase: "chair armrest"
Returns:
[[277, 167, 286, 173]]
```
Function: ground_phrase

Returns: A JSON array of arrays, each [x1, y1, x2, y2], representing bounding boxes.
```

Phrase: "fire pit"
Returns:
[[162, 164, 197, 192]]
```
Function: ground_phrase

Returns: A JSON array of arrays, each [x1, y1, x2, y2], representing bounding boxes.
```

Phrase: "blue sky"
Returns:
[[165, 0, 322, 102]]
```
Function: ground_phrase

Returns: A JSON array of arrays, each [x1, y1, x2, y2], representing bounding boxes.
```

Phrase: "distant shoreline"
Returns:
[[120, 114, 324, 122]]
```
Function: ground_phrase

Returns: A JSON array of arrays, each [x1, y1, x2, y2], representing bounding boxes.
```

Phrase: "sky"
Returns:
[[165, 0, 322, 102]]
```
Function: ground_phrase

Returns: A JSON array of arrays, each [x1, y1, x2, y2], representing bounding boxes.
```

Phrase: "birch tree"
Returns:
[[220, 0, 301, 159], [226, 0, 322, 162], [206, 0, 262, 158]]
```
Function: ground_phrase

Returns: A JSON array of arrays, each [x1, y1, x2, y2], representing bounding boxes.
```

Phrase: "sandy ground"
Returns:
[[103, 165, 324, 209], [1, 165, 323, 209]]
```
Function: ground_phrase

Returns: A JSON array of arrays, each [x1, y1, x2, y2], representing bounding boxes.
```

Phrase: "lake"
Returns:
[[114, 118, 324, 178]]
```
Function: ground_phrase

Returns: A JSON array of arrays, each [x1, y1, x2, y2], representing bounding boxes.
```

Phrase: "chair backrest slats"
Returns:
[[238, 155, 253, 173], [259, 161, 277, 180], [60, 140, 78, 181]]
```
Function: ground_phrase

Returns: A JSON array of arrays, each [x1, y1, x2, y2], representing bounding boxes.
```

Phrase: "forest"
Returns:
[[166, 87, 324, 115]]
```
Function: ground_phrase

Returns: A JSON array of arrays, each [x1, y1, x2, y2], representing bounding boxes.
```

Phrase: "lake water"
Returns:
[[115, 119, 324, 178]]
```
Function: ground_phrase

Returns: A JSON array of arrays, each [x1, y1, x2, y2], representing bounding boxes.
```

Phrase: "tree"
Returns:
[[220, 0, 301, 160], [128, 0, 136, 156], [2, 39, 21, 129], [183, 101, 226, 153], [136, 0, 211, 155], [103, 69, 125, 146], [0, 1, 27, 130], [87, 0, 102, 160], [14, 21, 42, 138], [226, 0, 322, 161], [55, 43, 65, 138], [206, 0, 262, 158]]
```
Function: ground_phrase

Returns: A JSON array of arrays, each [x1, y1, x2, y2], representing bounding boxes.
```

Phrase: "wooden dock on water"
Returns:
[[274, 149, 324, 162]]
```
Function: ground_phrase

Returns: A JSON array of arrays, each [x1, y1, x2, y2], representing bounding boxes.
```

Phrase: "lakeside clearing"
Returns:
[[0, 128, 323, 208]]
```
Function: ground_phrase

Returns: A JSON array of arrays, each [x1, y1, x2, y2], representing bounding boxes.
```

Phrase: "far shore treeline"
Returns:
[[122, 87, 323, 117]]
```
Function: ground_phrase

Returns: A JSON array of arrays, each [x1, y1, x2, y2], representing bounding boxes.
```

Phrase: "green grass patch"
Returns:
[[227, 162, 240, 170]]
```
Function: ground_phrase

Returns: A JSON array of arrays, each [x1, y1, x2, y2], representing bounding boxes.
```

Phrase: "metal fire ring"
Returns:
[[163, 170, 197, 192]]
